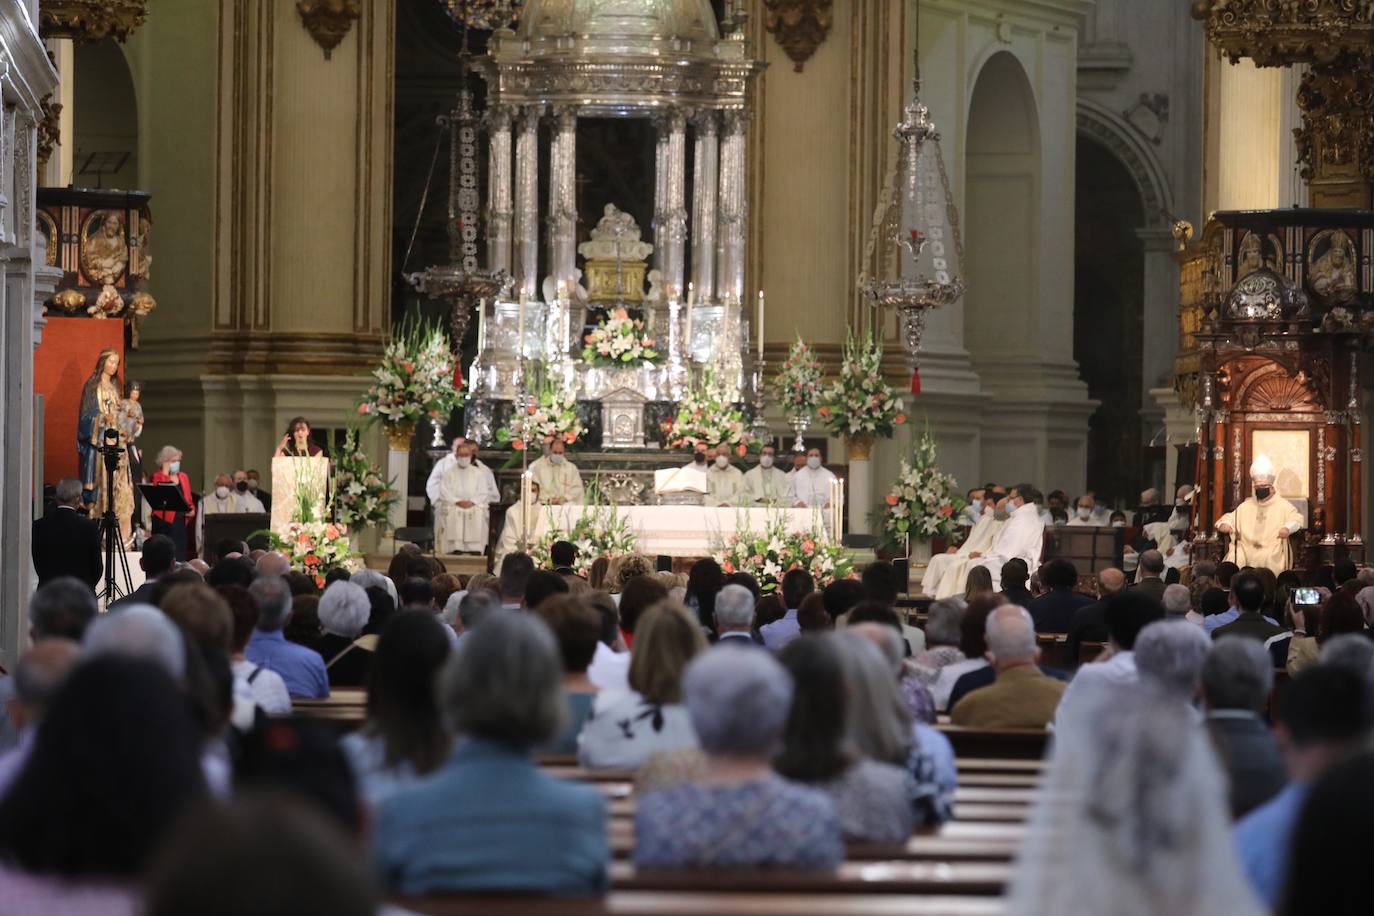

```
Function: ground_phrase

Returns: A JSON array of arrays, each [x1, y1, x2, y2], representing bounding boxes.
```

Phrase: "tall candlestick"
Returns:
[[756, 289, 765, 359], [684, 286, 695, 361], [517, 289, 527, 357], [477, 298, 486, 352]]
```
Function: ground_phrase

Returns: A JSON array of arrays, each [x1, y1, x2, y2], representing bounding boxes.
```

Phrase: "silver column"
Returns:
[[485, 105, 513, 276], [690, 110, 719, 301], [512, 105, 541, 298], [547, 105, 578, 293], [716, 109, 748, 305], [653, 107, 688, 298]]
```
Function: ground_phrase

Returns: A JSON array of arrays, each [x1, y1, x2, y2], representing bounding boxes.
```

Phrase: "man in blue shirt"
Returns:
[[246, 575, 329, 699], [1234, 666, 1369, 906], [760, 568, 813, 651]]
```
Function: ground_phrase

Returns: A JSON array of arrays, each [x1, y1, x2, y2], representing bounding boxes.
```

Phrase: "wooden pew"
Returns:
[[392, 891, 1006, 915], [607, 860, 1011, 895], [1035, 633, 1069, 671], [1078, 641, 1107, 664], [937, 726, 1049, 761]]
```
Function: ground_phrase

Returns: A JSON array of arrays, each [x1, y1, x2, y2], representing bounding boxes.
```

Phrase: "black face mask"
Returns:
[[693, 453, 706, 464], [1254, 486, 1272, 500], [235, 480, 249, 493]]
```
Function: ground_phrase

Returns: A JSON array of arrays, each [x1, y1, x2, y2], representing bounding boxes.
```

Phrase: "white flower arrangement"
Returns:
[[498, 381, 585, 452], [581, 308, 662, 368], [883, 428, 965, 546], [819, 330, 906, 440], [661, 370, 757, 455], [358, 319, 463, 427], [774, 335, 824, 416], [712, 514, 854, 593], [529, 484, 638, 577], [332, 427, 396, 530]]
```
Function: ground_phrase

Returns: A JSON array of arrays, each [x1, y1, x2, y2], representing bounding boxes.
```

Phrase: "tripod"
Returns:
[[96, 432, 133, 604]]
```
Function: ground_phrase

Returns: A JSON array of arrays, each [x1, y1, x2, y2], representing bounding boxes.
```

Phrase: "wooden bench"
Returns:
[[936, 726, 1050, 761], [1035, 633, 1069, 671], [607, 861, 1011, 895], [1078, 641, 1107, 664], [392, 891, 1006, 915]]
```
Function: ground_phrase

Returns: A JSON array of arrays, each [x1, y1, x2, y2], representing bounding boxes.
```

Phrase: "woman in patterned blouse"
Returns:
[[633, 647, 844, 869]]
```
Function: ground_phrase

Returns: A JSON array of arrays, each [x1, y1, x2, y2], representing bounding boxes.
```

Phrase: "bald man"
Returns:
[[1066, 567, 1127, 667], [951, 605, 1066, 728]]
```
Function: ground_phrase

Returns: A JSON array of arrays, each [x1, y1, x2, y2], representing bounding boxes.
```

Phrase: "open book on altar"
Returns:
[[271, 455, 329, 534], [654, 465, 707, 494]]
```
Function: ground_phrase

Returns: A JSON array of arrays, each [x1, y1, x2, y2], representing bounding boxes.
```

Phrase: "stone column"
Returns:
[[716, 110, 747, 305], [1139, 227, 1181, 406], [484, 105, 513, 276], [547, 105, 578, 292], [690, 110, 718, 300], [512, 105, 541, 299], [847, 437, 875, 536]]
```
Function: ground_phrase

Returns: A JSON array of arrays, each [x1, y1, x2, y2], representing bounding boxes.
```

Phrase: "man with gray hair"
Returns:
[[1162, 583, 1201, 625], [452, 588, 502, 648], [1133, 549, 1167, 604], [245, 576, 328, 699], [31, 477, 102, 590], [952, 605, 1066, 728], [83, 604, 187, 680], [1202, 636, 1285, 818], [0, 639, 82, 797], [713, 584, 759, 646], [255, 551, 292, 579], [1134, 618, 1211, 701]]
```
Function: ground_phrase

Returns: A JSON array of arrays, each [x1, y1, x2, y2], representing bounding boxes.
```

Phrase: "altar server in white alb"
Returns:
[[1215, 454, 1303, 575], [921, 498, 1006, 598], [426, 437, 489, 506], [965, 484, 1046, 590], [433, 442, 499, 554], [528, 438, 584, 505], [790, 447, 836, 510], [706, 444, 747, 507], [744, 444, 791, 506]]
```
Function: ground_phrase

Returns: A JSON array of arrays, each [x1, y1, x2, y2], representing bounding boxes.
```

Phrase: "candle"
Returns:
[[684, 289, 695, 360], [517, 288, 527, 357], [757, 289, 765, 359], [477, 298, 486, 351]]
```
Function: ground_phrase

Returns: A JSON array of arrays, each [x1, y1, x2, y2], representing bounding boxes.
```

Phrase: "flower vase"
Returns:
[[351, 524, 382, 558]]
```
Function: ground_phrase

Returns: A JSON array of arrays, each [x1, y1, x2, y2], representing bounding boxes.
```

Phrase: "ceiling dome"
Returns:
[[518, 0, 719, 43]]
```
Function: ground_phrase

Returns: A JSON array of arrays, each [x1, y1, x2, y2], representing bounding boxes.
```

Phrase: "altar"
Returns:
[[495, 504, 829, 565]]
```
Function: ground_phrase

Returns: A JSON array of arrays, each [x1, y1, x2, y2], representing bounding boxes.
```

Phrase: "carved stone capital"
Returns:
[[296, 0, 360, 60], [764, 0, 834, 73], [39, 0, 147, 43]]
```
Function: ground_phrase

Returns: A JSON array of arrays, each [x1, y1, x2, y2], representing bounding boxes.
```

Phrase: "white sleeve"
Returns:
[[425, 458, 446, 503], [481, 468, 500, 506]]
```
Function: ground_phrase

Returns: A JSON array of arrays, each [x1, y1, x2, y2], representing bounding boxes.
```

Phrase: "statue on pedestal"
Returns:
[[77, 348, 134, 543]]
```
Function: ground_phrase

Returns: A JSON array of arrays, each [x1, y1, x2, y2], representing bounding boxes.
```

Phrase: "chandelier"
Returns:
[[858, 17, 965, 395]]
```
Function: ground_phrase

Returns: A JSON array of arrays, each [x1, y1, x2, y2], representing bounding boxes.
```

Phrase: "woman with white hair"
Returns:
[[316, 581, 374, 687], [633, 646, 843, 869], [149, 445, 194, 561], [350, 569, 399, 607], [372, 612, 608, 894], [1008, 687, 1265, 916]]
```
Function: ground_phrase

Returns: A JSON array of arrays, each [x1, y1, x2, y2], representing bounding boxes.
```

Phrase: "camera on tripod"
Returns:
[[99, 427, 122, 471]]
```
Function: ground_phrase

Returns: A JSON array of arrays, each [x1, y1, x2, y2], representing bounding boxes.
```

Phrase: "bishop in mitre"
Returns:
[[433, 442, 499, 554], [1216, 454, 1303, 575], [528, 438, 584, 505]]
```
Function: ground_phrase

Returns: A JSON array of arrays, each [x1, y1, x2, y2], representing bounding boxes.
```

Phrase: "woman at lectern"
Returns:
[[275, 416, 324, 458], [150, 444, 194, 562]]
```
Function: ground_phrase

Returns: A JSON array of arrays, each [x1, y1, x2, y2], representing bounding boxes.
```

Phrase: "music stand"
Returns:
[[139, 483, 192, 516]]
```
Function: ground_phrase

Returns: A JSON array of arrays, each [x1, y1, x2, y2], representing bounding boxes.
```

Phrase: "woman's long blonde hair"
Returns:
[[628, 600, 707, 705]]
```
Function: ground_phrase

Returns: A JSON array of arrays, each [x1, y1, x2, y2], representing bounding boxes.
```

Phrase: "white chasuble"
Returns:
[[1217, 495, 1303, 576], [434, 463, 499, 554]]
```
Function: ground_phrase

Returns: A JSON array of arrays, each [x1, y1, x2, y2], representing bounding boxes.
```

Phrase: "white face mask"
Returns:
[[1111, 520, 1126, 528], [247, 479, 258, 491], [1076, 506, 1092, 520], [456, 456, 471, 469], [807, 456, 821, 470], [550, 452, 564, 465], [715, 455, 729, 469], [982, 504, 995, 517], [759, 454, 774, 469], [215, 485, 230, 499]]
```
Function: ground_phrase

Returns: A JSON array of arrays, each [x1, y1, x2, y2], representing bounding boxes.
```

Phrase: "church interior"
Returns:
[[5, 0, 1374, 912]]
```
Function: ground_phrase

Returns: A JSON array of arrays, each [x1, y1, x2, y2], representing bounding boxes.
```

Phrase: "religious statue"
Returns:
[[1309, 229, 1356, 303], [81, 212, 129, 286], [577, 203, 654, 303], [121, 380, 147, 531], [1215, 454, 1304, 575], [77, 349, 134, 544], [1236, 231, 1279, 279]]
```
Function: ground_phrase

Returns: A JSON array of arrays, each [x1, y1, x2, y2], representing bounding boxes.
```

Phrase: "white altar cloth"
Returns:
[[494, 504, 830, 563]]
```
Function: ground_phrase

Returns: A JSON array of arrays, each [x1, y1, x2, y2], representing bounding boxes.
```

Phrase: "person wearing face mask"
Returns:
[[960, 487, 987, 527], [964, 484, 1047, 591], [705, 443, 747, 507], [245, 468, 271, 513], [744, 444, 792, 506], [683, 442, 711, 472], [230, 469, 266, 513], [149, 445, 194, 562], [433, 443, 500, 554], [1215, 454, 1303, 576], [790, 448, 836, 513], [1167, 484, 1194, 536], [1067, 494, 1099, 527], [197, 473, 261, 559], [921, 495, 1009, 599], [787, 452, 808, 477], [528, 438, 584, 506], [426, 437, 489, 506]]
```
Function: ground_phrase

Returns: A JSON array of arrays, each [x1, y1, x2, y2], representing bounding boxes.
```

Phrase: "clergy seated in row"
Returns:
[[704, 444, 746, 507], [922, 484, 1045, 598], [1216, 455, 1303, 576], [528, 439, 584, 506], [431, 442, 498, 555], [744, 444, 791, 505], [196, 471, 267, 559]]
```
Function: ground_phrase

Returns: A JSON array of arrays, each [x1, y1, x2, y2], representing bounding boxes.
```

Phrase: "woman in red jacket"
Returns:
[[149, 445, 194, 561]]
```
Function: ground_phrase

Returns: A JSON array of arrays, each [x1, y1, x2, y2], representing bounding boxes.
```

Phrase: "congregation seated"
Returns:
[[0, 576, 97, 753], [910, 597, 966, 691], [951, 605, 1067, 729], [633, 647, 844, 869], [758, 568, 814, 651], [316, 581, 375, 688], [999, 558, 1033, 608], [373, 612, 608, 895], [1060, 565, 1126, 669], [525, 569, 571, 612], [246, 576, 329, 700], [340, 611, 452, 807], [220, 584, 292, 721], [1202, 637, 1285, 819], [1054, 590, 1164, 735], [846, 603, 935, 723], [533, 595, 604, 754], [930, 593, 1000, 711], [578, 600, 704, 770], [1027, 558, 1092, 634], [684, 558, 724, 636], [711, 583, 762, 647], [1213, 571, 1285, 643]]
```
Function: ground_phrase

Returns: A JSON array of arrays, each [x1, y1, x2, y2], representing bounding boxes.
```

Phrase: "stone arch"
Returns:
[[73, 39, 139, 190], [1075, 98, 1174, 227]]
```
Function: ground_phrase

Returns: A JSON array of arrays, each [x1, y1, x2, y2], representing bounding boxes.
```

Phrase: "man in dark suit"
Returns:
[[1066, 567, 1126, 666], [1131, 549, 1168, 604], [999, 558, 1033, 608], [109, 533, 176, 609], [1202, 636, 1286, 818], [1027, 558, 1094, 634], [714, 583, 764, 647], [31, 478, 101, 590]]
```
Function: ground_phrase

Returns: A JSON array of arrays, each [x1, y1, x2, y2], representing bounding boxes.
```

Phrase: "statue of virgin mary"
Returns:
[[77, 349, 134, 542]]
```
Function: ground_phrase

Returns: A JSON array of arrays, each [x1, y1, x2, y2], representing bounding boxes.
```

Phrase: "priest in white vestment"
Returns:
[[790, 448, 835, 509], [1216, 455, 1303, 575], [706, 446, 746, 507], [744, 445, 791, 506], [426, 437, 490, 507], [1066, 494, 1099, 526], [433, 443, 499, 554], [528, 439, 584, 505], [1167, 484, 1193, 536], [966, 486, 1046, 590], [921, 506, 1005, 598], [198, 474, 265, 558]]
